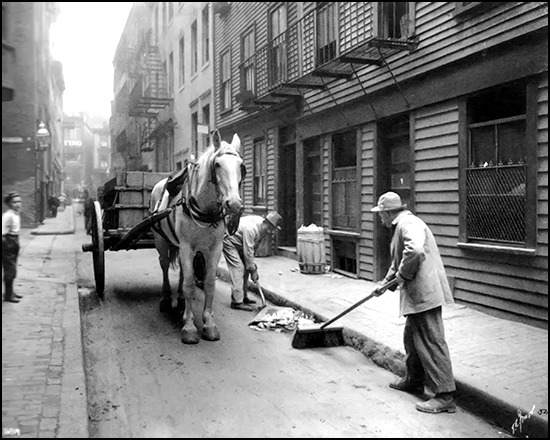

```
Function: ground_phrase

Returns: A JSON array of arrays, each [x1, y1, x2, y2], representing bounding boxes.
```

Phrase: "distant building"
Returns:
[[2, 2, 64, 226]]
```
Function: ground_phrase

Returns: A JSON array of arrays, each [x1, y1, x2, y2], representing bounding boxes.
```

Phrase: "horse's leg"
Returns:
[[155, 235, 172, 313], [180, 244, 200, 344], [201, 243, 222, 341], [176, 262, 185, 313]]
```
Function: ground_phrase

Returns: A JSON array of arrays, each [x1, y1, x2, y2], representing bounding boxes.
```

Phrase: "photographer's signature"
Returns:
[[511, 406, 548, 435]]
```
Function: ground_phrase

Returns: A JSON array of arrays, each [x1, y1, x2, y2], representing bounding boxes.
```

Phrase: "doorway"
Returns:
[[374, 114, 412, 280], [278, 141, 296, 247]]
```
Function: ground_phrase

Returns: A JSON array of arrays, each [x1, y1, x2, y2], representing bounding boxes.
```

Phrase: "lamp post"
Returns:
[[35, 121, 50, 224]]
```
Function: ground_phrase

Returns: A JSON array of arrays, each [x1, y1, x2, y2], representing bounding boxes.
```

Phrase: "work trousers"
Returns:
[[2, 235, 20, 281], [403, 306, 456, 394], [222, 241, 249, 304]]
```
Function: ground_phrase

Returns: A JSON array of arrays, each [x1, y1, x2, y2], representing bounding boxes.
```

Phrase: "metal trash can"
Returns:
[[297, 225, 325, 274]]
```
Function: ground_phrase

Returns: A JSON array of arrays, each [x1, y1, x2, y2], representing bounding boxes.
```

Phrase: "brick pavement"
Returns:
[[2, 206, 87, 438]]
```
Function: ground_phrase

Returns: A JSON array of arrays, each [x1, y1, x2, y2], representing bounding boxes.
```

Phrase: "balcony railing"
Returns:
[[237, 2, 418, 110], [2, 41, 16, 101]]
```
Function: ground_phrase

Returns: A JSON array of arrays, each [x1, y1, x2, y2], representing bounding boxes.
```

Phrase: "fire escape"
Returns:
[[236, 2, 419, 112], [127, 33, 172, 153]]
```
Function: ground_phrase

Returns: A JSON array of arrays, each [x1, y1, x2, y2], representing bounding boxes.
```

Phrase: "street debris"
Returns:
[[248, 306, 315, 333]]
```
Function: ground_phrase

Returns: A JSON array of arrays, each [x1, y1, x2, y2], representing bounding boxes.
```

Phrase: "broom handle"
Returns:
[[320, 278, 399, 329]]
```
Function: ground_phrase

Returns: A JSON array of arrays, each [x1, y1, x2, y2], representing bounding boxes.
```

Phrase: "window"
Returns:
[[201, 104, 210, 152], [316, 2, 338, 65], [202, 5, 210, 64], [178, 36, 185, 86], [162, 2, 167, 34], [191, 20, 198, 75], [220, 50, 232, 112], [253, 137, 267, 206], [154, 5, 159, 44], [241, 28, 256, 95], [331, 129, 358, 230], [463, 79, 534, 246], [168, 52, 174, 96], [379, 2, 412, 39], [268, 5, 287, 87], [191, 112, 198, 159]]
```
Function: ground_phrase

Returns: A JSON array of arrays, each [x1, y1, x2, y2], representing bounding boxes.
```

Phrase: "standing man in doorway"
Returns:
[[371, 192, 456, 414]]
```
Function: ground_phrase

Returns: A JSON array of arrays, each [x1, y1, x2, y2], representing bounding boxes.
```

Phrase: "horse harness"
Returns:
[[150, 152, 246, 247]]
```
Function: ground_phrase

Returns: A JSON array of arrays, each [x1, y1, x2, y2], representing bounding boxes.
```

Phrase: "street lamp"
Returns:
[[36, 121, 50, 151], [35, 121, 51, 224]]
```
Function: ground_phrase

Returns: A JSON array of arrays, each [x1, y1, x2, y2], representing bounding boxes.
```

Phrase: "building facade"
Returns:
[[111, 2, 215, 174], [2, 2, 64, 226], [213, 2, 548, 327]]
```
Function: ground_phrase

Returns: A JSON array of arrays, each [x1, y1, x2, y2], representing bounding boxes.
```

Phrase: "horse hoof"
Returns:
[[181, 329, 200, 344], [159, 298, 172, 313], [202, 326, 220, 341]]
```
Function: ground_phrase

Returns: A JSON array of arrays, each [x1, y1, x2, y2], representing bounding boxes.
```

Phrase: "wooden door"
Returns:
[[278, 142, 296, 246]]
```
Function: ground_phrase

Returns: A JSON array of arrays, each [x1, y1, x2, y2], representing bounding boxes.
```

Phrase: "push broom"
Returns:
[[291, 278, 399, 349]]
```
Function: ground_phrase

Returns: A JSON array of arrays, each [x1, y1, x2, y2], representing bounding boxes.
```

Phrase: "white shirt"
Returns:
[[2, 209, 21, 235]]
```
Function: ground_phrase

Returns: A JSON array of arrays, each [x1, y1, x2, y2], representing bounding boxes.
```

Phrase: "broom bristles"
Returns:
[[291, 326, 345, 349]]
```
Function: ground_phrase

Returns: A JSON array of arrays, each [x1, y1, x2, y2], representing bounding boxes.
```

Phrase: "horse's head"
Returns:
[[211, 132, 245, 216]]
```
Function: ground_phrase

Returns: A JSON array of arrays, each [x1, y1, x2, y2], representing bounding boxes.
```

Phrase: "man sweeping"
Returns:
[[371, 192, 456, 414], [222, 211, 282, 311]]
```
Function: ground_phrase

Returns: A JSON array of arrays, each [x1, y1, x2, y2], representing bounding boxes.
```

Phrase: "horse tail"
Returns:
[[194, 251, 206, 289], [168, 244, 179, 270]]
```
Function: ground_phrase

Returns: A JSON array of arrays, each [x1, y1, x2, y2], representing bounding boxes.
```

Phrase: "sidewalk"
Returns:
[[2, 205, 87, 438], [217, 255, 548, 438]]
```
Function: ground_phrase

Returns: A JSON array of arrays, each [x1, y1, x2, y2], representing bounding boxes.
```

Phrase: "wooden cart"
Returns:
[[81, 171, 171, 298]]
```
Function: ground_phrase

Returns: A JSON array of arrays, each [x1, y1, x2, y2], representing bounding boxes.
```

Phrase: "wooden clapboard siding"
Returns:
[[408, 77, 549, 323], [266, 130, 276, 211], [537, 73, 549, 260], [321, 134, 331, 261], [305, 2, 547, 116], [358, 124, 376, 279], [241, 134, 254, 214]]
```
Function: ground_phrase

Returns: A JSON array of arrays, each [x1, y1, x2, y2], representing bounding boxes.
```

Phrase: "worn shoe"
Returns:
[[389, 378, 424, 394], [4, 296, 20, 303], [230, 302, 254, 311], [243, 297, 256, 304], [416, 394, 456, 414]]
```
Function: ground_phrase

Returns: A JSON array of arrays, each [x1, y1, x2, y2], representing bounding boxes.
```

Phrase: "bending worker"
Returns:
[[223, 211, 282, 311]]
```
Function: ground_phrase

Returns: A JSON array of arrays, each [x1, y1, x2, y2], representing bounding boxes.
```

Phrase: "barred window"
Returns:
[[465, 80, 531, 245], [253, 137, 267, 206]]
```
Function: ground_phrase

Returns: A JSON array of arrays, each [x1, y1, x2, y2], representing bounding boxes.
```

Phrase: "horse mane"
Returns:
[[195, 140, 238, 177]]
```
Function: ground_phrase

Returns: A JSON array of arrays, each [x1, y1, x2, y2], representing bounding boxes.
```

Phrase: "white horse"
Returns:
[[149, 132, 245, 344]]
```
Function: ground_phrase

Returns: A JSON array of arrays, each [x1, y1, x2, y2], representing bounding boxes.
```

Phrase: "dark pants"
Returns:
[[403, 306, 456, 394], [2, 235, 20, 283]]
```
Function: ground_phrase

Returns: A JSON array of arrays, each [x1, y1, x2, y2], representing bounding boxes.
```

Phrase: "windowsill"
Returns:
[[327, 230, 360, 239], [456, 242, 536, 256], [220, 108, 233, 117], [251, 205, 267, 212]]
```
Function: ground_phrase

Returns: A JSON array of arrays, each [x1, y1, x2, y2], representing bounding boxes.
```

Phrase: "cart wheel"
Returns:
[[91, 200, 105, 298]]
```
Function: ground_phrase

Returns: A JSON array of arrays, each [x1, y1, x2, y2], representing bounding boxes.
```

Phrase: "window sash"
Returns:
[[253, 139, 267, 205]]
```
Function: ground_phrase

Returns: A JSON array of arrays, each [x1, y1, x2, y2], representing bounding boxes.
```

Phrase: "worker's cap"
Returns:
[[370, 192, 407, 212]]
